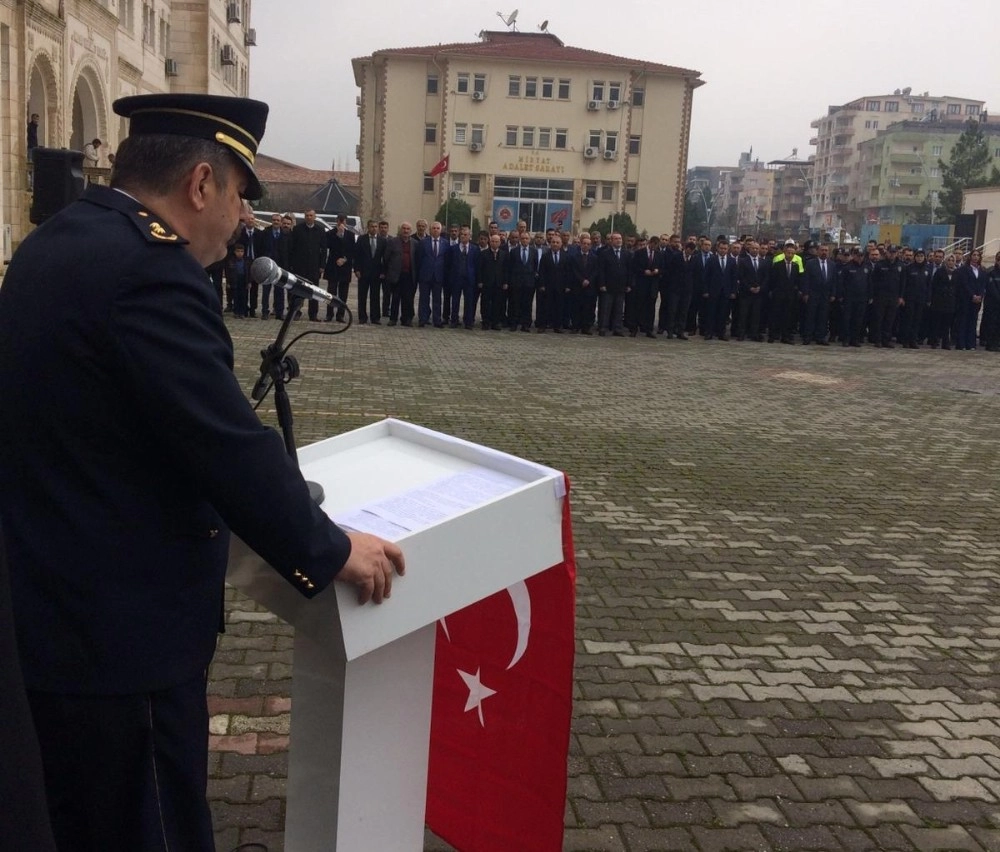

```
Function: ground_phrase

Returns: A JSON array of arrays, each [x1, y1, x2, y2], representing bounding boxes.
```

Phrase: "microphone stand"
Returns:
[[252, 294, 325, 505]]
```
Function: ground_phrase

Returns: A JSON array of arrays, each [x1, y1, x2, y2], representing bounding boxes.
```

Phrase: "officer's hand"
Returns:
[[339, 532, 406, 605]]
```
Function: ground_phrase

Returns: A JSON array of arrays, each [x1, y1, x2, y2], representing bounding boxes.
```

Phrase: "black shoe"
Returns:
[[249, 310, 257, 318], [645, 332, 656, 338], [371, 320, 382, 325], [434, 322, 445, 328], [309, 317, 321, 322], [719, 334, 730, 341], [418, 321, 427, 327], [492, 324, 503, 330], [261, 313, 270, 320], [612, 330, 625, 337], [520, 326, 530, 332], [274, 314, 284, 321], [464, 323, 474, 329], [817, 340, 830, 346], [850, 342, 861, 347], [676, 333, 689, 341], [387, 320, 397, 327], [554, 328, 564, 334], [450, 322, 460, 328], [401, 321, 412, 327], [323, 317, 333, 322], [704, 334, 715, 340], [581, 328, 593, 335], [598, 330, 607, 337], [842, 341, 849, 347], [537, 327, 546, 333]]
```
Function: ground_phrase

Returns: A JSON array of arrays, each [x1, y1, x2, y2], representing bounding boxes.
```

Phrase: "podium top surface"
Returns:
[[228, 419, 566, 659]]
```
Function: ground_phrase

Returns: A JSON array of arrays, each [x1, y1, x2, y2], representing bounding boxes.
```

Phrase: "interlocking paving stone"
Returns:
[[207, 320, 1000, 850]]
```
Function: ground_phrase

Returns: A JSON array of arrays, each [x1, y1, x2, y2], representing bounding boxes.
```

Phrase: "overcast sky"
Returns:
[[248, 0, 999, 172]]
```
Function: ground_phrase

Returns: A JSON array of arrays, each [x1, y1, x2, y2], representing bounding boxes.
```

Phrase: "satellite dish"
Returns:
[[539, 19, 548, 31], [509, 9, 519, 23]]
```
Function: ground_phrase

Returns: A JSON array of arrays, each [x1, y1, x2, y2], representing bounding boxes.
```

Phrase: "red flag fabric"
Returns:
[[429, 154, 450, 177], [426, 476, 576, 852]]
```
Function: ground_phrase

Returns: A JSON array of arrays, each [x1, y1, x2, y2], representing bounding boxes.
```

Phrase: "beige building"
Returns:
[[809, 89, 985, 232], [3, 0, 255, 258], [962, 187, 1000, 257], [351, 30, 702, 235]]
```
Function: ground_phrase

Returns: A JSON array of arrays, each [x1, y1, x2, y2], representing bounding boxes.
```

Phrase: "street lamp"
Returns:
[[687, 186, 714, 233]]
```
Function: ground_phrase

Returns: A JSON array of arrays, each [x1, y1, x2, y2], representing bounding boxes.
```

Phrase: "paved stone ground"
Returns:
[[209, 315, 1000, 852]]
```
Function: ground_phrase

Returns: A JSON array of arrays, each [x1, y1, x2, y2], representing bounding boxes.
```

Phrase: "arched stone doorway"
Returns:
[[69, 64, 107, 157], [27, 52, 58, 151]]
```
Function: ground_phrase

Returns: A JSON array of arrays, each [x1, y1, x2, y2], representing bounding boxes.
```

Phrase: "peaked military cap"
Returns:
[[113, 93, 268, 199]]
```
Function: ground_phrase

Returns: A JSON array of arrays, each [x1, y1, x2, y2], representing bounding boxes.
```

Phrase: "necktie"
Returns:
[[522, 248, 527, 263], [371, 238, 376, 258], [787, 262, 792, 277], [821, 260, 827, 279], [615, 249, 620, 260], [553, 252, 559, 265], [753, 257, 758, 272], [433, 239, 438, 257], [462, 244, 467, 255], [649, 250, 654, 262]]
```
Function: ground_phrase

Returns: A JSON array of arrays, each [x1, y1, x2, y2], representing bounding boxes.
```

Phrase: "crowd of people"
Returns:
[[222, 210, 1000, 352]]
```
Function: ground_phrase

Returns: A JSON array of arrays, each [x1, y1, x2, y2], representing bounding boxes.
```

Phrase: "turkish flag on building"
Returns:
[[425, 476, 576, 852], [429, 154, 450, 177]]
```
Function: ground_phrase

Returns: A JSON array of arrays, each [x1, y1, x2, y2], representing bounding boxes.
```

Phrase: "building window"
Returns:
[[929, 167, 940, 177], [947, 103, 961, 114], [554, 129, 568, 149], [457, 73, 470, 94], [427, 75, 439, 95], [866, 100, 881, 111], [469, 177, 481, 194], [425, 124, 437, 144], [506, 126, 518, 146], [121, 0, 135, 33], [585, 182, 597, 199], [605, 132, 618, 153], [588, 130, 601, 149], [538, 128, 551, 148], [452, 179, 465, 194], [473, 74, 486, 95], [423, 173, 434, 192], [471, 125, 484, 146], [912, 102, 924, 114], [628, 135, 641, 155], [625, 183, 638, 203], [541, 78, 554, 99], [454, 124, 467, 145], [886, 101, 899, 112], [522, 126, 534, 148], [601, 183, 614, 202], [524, 76, 537, 98], [591, 81, 604, 101], [608, 81, 622, 102], [967, 104, 981, 115], [932, 145, 943, 156], [632, 87, 645, 107], [558, 79, 570, 100], [508, 75, 520, 97]]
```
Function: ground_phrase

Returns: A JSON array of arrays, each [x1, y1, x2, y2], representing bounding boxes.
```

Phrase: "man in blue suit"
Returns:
[[416, 220, 448, 327], [445, 226, 480, 328], [701, 238, 737, 339]]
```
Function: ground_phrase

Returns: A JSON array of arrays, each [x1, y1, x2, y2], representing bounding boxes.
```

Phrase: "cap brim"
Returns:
[[232, 150, 262, 200]]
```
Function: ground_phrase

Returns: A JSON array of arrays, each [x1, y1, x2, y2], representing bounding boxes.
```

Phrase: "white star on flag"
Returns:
[[457, 667, 497, 727]]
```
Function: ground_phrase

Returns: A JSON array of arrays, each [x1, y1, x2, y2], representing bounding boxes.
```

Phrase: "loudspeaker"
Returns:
[[30, 148, 85, 225]]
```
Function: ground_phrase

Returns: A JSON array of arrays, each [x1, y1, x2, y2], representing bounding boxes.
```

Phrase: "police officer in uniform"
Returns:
[[0, 94, 405, 851]]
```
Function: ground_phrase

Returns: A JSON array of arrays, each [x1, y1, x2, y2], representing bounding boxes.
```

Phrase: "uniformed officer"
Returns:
[[0, 94, 405, 851]]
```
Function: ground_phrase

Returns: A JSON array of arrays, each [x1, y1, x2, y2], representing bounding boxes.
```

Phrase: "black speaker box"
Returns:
[[30, 148, 85, 225]]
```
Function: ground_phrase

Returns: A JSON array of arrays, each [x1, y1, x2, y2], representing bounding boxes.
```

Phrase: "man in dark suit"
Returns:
[[702, 239, 738, 339], [801, 242, 835, 344], [688, 236, 714, 334], [385, 221, 419, 326], [0, 93, 404, 852], [735, 239, 768, 341], [234, 210, 259, 315], [596, 232, 631, 336], [769, 239, 805, 343], [290, 209, 327, 321], [354, 219, 387, 325], [323, 214, 355, 322], [416, 221, 448, 327], [477, 233, 508, 330], [505, 230, 539, 331], [569, 232, 600, 334], [630, 235, 663, 338], [445, 227, 480, 328], [537, 233, 571, 333], [255, 212, 291, 319]]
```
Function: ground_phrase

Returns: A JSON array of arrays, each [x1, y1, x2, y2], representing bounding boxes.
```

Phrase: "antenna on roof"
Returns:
[[496, 8, 519, 31], [539, 19, 549, 32]]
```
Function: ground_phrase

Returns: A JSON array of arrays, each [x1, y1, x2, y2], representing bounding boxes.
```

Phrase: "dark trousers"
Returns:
[[325, 277, 350, 321], [260, 283, 285, 319], [247, 282, 259, 315], [841, 298, 867, 345], [631, 278, 658, 333], [28, 676, 214, 852], [418, 279, 444, 325], [928, 310, 954, 347], [480, 283, 505, 327], [665, 283, 692, 336], [232, 278, 248, 317], [736, 293, 762, 339], [209, 267, 225, 313], [955, 301, 982, 349], [899, 301, 926, 346], [510, 282, 535, 328], [575, 285, 598, 331], [358, 274, 382, 323], [701, 291, 728, 336], [391, 271, 416, 324], [450, 278, 477, 326], [538, 286, 566, 330], [802, 291, 831, 342], [598, 289, 625, 332], [768, 289, 797, 341], [871, 294, 900, 345], [381, 280, 394, 319]]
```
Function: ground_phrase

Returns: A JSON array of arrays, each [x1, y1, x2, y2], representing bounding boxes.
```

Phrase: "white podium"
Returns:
[[226, 419, 565, 851]]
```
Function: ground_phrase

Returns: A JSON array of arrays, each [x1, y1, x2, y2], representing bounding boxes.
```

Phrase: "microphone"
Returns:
[[250, 256, 344, 305]]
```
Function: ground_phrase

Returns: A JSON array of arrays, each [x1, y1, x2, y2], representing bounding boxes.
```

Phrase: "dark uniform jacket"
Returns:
[[0, 186, 351, 695], [255, 225, 291, 269], [903, 262, 933, 305]]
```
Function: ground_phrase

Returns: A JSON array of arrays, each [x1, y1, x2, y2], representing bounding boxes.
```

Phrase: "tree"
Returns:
[[909, 191, 943, 226], [584, 211, 639, 239], [938, 119, 1000, 222], [434, 198, 481, 238], [681, 186, 713, 236]]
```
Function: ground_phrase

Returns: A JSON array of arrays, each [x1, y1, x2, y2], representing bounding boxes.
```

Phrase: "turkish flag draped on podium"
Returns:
[[426, 475, 576, 851]]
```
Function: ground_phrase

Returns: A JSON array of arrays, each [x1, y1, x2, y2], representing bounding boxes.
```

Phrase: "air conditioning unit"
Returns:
[[587, 100, 600, 111], [469, 142, 483, 152], [606, 100, 620, 110], [220, 45, 236, 66], [355, 144, 361, 159], [373, 143, 380, 153], [449, 191, 459, 200], [226, 2, 241, 23], [583, 147, 599, 159], [244, 28, 257, 47], [581, 197, 595, 208], [355, 95, 362, 106], [603, 149, 617, 160], [471, 91, 486, 102], [164, 57, 179, 77], [2, 224, 12, 263]]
